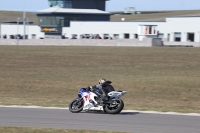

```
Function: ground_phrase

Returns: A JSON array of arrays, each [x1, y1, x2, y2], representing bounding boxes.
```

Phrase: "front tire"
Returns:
[[104, 99, 124, 114], [69, 99, 84, 113]]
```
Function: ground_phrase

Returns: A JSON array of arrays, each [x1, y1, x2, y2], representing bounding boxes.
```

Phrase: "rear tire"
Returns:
[[69, 99, 84, 113], [104, 99, 124, 114]]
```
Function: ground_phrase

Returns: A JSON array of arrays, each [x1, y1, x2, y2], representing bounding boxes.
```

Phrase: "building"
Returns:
[[0, 0, 200, 45], [36, 0, 110, 38], [48, 0, 108, 11], [1, 16, 200, 42]]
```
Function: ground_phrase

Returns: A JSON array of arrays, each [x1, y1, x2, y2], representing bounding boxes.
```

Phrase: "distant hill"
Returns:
[[110, 10, 200, 22], [0, 11, 38, 24]]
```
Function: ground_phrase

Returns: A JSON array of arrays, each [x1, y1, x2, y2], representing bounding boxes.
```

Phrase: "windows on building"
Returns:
[[38, 16, 83, 27], [66, 0, 72, 8], [64, 19, 70, 27], [144, 26, 157, 35], [134, 34, 138, 39], [139, 25, 157, 35], [56, 17, 64, 26], [48, 0, 66, 8], [124, 33, 130, 39], [158, 33, 164, 38], [174, 32, 181, 42], [104, 34, 109, 39], [167, 34, 170, 41], [39, 16, 53, 26], [114, 34, 119, 40], [38, 16, 64, 26], [57, 0, 64, 7], [49, 0, 57, 7], [187, 33, 195, 42], [32, 34, 36, 39]]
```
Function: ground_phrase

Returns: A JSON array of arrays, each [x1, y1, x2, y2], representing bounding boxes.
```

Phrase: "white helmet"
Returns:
[[99, 78, 106, 84]]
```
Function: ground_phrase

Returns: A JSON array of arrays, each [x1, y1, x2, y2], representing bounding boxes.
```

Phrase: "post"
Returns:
[[199, 32, 200, 47], [26, 18, 29, 39], [0, 22, 1, 39], [16, 18, 21, 45], [17, 18, 20, 35], [23, 11, 26, 40]]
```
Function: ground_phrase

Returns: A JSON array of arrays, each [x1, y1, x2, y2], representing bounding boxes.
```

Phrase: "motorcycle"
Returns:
[[69, 88, 127, 114]]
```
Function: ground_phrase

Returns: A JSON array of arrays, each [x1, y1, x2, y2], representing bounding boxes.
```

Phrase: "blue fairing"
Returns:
[[78, 88, 89, 97], [94, 88, 99, 93]]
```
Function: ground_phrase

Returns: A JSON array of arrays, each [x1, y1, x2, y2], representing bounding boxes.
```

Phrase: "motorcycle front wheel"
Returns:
[[69, 99, 84, 113], [104, 99, 124, 114]]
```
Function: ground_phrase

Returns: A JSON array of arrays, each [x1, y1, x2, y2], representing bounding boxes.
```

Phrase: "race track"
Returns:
[[0, 107, 200, 133]]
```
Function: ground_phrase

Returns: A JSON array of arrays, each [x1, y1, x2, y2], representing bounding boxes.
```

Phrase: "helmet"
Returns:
[[99, 78, 106, 84]]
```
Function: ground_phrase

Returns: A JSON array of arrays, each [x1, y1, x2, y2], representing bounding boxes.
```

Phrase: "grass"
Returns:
[[111, 10, 200, 21], [0, 127, 125, 133], [0, 11, 38, 24], [0, 46, 200, 113], [1, 10, 200, 24]]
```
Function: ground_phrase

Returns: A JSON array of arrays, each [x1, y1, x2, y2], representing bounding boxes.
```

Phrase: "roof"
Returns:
[[36, 7, 110, 15]]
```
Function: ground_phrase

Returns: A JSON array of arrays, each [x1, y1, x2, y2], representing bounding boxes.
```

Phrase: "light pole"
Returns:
[[17, 18, 20, 36], [26, 18, 29, 39], [23, 11, 26, 40], [0, 21, 1, 39], [199, 32, 200, 47], [17, 18, 20, 45]]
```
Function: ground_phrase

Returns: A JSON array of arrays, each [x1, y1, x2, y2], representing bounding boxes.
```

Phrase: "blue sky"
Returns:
[[0, 0, 200, 11]]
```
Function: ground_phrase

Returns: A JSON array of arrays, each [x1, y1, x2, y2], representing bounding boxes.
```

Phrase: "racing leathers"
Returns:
[[88, 81, 114, 103]]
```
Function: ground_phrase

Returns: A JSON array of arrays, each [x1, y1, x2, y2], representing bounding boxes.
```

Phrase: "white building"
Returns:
[[166, 17, 200, 42], [1, 16, 200, 43]]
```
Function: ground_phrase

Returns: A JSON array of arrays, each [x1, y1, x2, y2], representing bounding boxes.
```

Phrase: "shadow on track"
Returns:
[[118, 112, 139, 115], [80, 111, 139, 115]]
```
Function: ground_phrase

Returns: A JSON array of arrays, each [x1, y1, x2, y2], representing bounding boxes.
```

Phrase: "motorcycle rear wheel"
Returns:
[[69, 99, 84, 113], [104, 99, 124, 114]]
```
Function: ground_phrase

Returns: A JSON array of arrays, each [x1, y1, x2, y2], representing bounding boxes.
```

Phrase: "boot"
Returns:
[[89, 100, 98, 107], [101, 95, 109, 104]]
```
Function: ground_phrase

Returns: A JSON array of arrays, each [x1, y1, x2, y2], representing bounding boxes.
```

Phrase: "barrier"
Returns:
[[1, 38, 198, 47], [0, 39, 152, 47]]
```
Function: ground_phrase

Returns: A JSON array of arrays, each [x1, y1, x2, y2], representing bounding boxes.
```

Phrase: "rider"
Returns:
[[87, 78, 114, 103]]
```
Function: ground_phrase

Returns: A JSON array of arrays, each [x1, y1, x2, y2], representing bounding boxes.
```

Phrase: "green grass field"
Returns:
[[0, 127, 124, 133], [0, 46, 200, 113]]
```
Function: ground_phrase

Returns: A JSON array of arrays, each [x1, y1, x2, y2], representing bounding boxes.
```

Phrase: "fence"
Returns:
[[0, 38, 199, 47], [0, 38, 153, 47]]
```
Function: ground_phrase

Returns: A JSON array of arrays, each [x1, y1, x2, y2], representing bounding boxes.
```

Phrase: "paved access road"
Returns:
[[0, 107, 200, 133]]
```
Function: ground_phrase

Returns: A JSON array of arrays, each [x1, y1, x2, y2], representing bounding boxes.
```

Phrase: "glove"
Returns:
[[87, 86, 93, 91]]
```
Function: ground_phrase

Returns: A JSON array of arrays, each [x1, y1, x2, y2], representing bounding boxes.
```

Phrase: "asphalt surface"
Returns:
[[0, 107, 200, 133]]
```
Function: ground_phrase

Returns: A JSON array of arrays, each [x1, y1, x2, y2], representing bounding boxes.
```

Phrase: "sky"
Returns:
[[0, 0, 200, 12]]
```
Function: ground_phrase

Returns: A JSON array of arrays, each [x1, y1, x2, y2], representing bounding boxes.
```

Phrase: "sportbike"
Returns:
[[69, 88, 127, 114]]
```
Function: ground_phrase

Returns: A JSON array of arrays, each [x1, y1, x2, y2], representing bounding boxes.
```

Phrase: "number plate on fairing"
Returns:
[[108, 92, 121, 98], [83, 103, 94, 110]]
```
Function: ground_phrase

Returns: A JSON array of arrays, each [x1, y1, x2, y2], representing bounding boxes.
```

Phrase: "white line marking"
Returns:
[[0, 105, 199, 116], [123, 110, 200, 116], [0, 105, 67, 110]]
